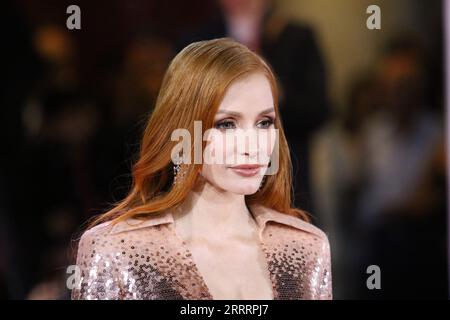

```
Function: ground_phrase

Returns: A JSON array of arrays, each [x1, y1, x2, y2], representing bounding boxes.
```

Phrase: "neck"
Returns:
[[173, 179, 258, 242]]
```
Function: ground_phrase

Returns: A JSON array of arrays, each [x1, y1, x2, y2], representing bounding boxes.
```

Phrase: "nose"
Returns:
[[238, 128, 259, 159]]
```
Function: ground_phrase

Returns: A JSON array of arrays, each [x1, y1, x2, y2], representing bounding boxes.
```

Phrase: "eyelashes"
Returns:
[[257, 118, 275, 128], [214, 117, 275, 130], [215, 120, 236, 130]]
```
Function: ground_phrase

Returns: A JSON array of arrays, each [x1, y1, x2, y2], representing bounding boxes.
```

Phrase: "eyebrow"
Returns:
[[216, 107, 275, 117]]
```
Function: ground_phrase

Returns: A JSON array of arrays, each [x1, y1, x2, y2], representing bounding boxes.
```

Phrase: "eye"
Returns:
[[257, 117, 275, 129], [215, 119, 236, 130]]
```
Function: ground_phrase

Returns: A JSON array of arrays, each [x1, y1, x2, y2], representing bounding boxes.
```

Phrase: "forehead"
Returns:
[[218, 72, 274, 113]]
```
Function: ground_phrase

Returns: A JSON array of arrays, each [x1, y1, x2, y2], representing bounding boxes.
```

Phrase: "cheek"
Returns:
[[204, 131, 238, 166], [257, 128, 277, 163], [199, 129, 273, 194], [200, 134, 230, 183]]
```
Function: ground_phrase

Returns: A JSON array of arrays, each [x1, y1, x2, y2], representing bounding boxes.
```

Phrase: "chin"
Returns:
[[229, 184, 260, 195]]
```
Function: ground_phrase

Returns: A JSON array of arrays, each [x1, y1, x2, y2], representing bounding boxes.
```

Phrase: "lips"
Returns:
[[229, 164, 262, 177]]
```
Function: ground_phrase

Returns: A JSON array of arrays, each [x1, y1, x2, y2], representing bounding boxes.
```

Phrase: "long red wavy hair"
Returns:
[[91, 37, 310, 228]]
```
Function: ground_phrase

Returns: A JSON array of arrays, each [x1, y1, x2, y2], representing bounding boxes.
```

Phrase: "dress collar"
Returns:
[[108, 203, 326, 240]]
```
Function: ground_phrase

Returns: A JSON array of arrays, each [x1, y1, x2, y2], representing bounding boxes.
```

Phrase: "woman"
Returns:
[[72, 38, 332, 300]]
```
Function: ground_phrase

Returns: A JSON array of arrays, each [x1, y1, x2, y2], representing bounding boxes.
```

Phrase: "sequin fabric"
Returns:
[[71, 204, 332, 300]]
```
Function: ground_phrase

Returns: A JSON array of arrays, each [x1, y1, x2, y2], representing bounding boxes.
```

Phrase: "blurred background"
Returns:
[[0, 0, 447, 299]]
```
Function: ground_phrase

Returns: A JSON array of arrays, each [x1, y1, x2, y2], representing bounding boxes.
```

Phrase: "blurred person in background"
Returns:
[[310, 74, 382, 298], [353, 37, 446, 299], [310, 36, 447, 299]]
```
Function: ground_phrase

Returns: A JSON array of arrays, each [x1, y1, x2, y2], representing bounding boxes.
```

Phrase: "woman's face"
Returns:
[[200, 72, 277, 195]]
